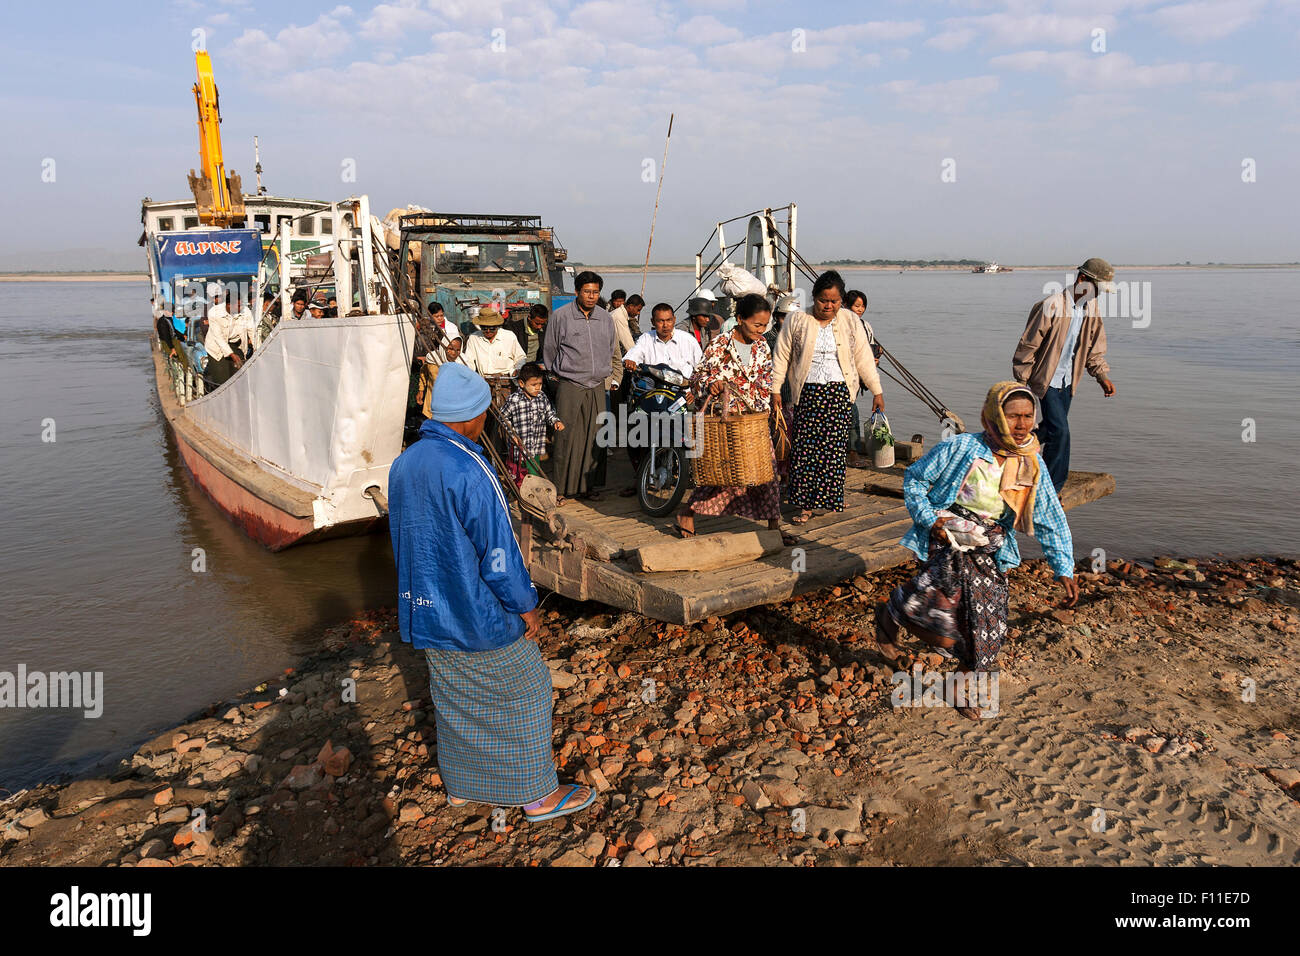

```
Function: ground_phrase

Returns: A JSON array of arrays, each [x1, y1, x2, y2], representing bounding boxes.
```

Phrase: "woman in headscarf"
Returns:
[[874, 382, 1079, 718], [415, 328, 465, 419], [772, 270, 884, 524], [675, 294, 793, 544]]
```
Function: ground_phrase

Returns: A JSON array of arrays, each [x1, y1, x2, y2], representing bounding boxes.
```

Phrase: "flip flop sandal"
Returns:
[[523, 784, 596, 822], [674, 523, 696, 538], [447, 795, 469, 807], [790, 511, 811, 525]]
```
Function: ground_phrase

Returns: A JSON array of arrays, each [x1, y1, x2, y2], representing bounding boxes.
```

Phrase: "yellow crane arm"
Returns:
[[187, 51, 245, 227]]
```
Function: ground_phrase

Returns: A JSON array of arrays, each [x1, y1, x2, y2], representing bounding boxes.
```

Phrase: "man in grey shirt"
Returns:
[[543, 271, 616, 501]]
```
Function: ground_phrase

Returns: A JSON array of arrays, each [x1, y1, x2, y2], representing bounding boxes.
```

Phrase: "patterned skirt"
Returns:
[[423, 637, 558, 806], [688, 459, 781, 522], [884, 506, 1009, 672], [788, 381, 851, 511]]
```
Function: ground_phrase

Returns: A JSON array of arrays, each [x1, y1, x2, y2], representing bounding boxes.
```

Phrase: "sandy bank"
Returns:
[[3, 555, 1297, 867]]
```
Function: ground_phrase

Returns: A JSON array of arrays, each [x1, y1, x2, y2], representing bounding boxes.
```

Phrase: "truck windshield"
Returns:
[[433, 242, 538, 275]]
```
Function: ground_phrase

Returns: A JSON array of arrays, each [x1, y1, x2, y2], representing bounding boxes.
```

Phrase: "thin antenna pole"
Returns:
[[254, 135, 265, 195], [640, 113, 673, 297]]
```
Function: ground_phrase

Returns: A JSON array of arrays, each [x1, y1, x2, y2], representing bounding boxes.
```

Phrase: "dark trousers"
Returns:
[[205, 355, 236, 391], [1036, 385, 1073, 491], [552, 379, 605, 497]]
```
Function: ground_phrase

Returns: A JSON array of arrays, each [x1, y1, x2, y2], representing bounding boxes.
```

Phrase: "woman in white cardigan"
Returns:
[[772, 271, 885, 524]]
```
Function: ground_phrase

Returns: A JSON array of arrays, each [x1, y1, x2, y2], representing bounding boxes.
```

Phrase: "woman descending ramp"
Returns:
[[875, 382, 1079, 719]]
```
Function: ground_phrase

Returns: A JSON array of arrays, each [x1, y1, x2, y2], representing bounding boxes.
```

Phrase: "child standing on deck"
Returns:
[[504, 363, 564, 487]]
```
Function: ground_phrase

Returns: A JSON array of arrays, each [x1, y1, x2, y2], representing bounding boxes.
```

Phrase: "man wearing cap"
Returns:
[[387, 364, 594, 823], [463, 306, 526, 376], [1013, 257, 1119, 491], [686, 296, 723, 350], [543, 270, 617, 502]]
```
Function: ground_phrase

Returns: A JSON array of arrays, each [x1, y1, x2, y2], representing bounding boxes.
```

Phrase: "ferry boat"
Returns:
[[140, 54, 1114, 627], [143, 52, 571, 549]]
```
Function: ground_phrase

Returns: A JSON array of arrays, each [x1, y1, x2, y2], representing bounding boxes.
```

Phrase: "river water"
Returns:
[[1, 269, 1296, 788]]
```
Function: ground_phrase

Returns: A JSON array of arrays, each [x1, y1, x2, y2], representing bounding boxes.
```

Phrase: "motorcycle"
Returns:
[[625, 362, 693, 517]]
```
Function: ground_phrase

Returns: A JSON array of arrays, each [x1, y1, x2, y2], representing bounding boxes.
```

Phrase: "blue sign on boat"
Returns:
[[156, 228, 262, 280]]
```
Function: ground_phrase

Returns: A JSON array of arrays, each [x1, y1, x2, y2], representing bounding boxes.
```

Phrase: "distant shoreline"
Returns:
[[0, 273, 148, 282], [2, 262, 1296, 283]]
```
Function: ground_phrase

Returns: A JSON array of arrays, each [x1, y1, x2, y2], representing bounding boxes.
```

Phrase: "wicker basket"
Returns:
[[692, 389, 776, 487]]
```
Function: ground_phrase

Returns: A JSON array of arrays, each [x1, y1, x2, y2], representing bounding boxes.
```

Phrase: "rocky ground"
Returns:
[[3, 555, 1297, 867]]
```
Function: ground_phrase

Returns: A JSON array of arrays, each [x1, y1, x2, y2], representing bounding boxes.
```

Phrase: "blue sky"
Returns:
[[2, 0, 1297, 267]]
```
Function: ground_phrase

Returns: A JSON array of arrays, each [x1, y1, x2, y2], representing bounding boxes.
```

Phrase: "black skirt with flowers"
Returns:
[[788, 381, 851, 512]]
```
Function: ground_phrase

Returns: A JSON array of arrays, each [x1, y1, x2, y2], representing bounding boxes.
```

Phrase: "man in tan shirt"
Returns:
[[1012, 257, 1118, 491]]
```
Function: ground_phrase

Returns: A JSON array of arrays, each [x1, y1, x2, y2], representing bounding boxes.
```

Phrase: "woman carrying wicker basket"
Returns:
[[772, 270, 885, 525], [675, 294, 794, 545]]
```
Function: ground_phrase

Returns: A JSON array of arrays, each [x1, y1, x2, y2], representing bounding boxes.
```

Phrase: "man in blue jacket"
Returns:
[[387, 363, 593, 822]]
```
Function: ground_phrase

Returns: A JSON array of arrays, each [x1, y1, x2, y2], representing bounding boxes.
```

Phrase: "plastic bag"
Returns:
[[936, 509, 990, 551], [716, 261, 767, 298]]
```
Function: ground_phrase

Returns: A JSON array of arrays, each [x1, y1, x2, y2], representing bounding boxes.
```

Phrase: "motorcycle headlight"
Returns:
[[658, 368, 686, 387]]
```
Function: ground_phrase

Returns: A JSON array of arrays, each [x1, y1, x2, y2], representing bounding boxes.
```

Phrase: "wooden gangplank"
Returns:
[[519, 455, 1115, 625]]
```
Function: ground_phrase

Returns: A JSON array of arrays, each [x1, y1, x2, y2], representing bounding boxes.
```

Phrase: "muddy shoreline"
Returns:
[[3, 554, 1297, 867]]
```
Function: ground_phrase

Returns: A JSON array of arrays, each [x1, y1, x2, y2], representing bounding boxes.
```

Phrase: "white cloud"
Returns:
[[992, 50, 1234, 89], [569, 0, 674, 41], [1144, 0, 1266, 43], [838, 20, 926, 43], [926, 28, 976, 52], [360, 1, 438, 41], [706, 20, 921, 70], [1200, 78, 1300, 107], [229, 6, 355, 66], [677, 14, 742, 46], [880, 75, 1000, 113], [934, 12, 1118, 48]]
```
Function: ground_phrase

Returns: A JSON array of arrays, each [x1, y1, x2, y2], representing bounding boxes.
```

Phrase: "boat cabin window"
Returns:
[[184, 216, 199, 229], [299, 217, 315, 236], [320, 217, 333, 235], [433, 242, 539, 275], [157, 216, 174, 231], [276, 215, 293, 235], [254, 214, 272, 233]]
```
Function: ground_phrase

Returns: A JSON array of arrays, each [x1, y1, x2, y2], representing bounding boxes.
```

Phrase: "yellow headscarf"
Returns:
[[980, 381, 1041, 533]]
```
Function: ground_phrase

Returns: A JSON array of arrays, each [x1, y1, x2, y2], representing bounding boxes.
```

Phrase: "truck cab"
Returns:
[[395, 213, 571, 337]]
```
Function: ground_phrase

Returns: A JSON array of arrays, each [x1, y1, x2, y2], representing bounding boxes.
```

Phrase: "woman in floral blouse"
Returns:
[[676, 294, 792, 543]]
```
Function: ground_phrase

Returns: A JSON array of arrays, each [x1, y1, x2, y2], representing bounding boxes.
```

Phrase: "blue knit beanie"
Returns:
[[429, 363, 491, 422]]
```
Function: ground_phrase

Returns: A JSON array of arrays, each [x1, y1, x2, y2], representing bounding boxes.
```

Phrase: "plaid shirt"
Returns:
[[504, 388, 559, 459], [899, 432, 1075, 578]]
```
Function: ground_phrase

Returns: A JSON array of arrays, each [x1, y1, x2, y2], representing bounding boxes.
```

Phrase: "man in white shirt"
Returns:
[[203, 282, 252, 389], [621, 303, 703, 381], [463, 306, 526, 376]]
